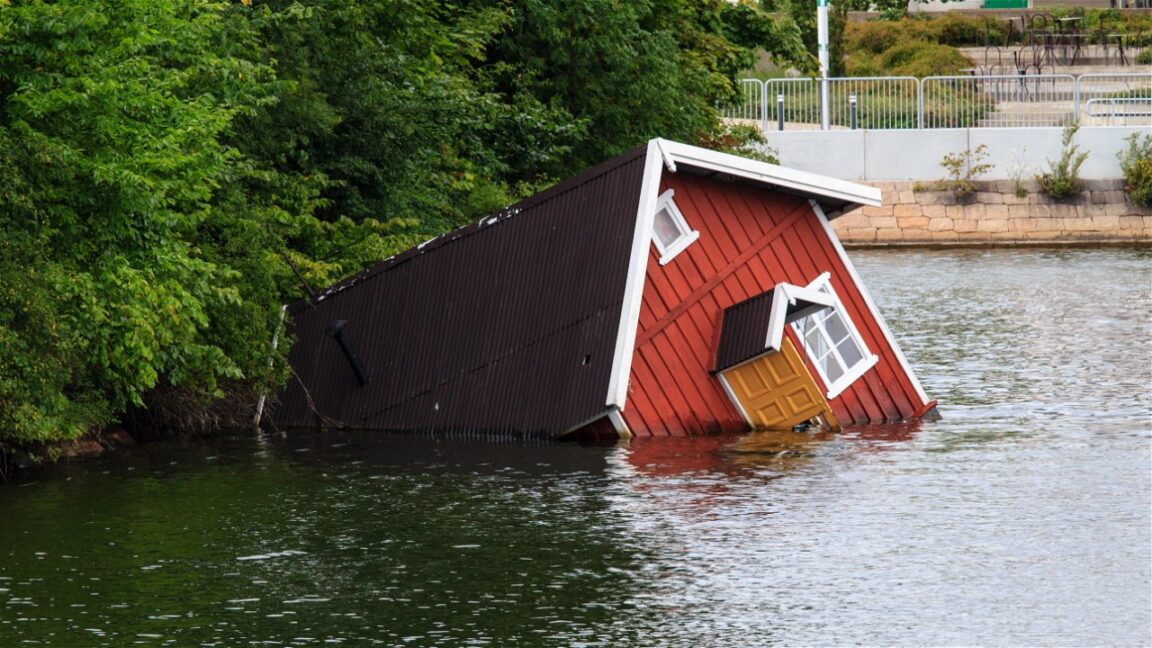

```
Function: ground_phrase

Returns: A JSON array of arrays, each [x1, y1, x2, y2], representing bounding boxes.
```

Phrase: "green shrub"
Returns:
[[940, 144, 993, 199], [1037, 123, 1089, 200], [1118, 132, 1152, 208], [878, 42, 973, 77], [931, 14, 994, 47]]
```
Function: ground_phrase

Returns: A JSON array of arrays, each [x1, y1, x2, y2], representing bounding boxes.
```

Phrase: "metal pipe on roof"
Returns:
[[324, 320, 370, 387]]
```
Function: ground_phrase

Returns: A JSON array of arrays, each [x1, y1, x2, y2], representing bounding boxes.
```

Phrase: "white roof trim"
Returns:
[[808, 200, 931, 406], [653, 139, 881, 208], [605, 140, 666, 410], [766, 284, 836, 352], [656, 138, 677, 172]]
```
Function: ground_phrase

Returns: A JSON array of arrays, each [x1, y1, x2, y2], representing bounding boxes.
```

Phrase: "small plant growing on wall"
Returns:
[[939, 144, 993, 199], [1037, 122, 1088, 201], [1117, 132, 1152, 208], [1006, 148, 1030, 198]]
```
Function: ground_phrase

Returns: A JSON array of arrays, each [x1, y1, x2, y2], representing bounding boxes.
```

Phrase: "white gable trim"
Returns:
[[654, 139, 881, 208], [766, 283, 836, 352], [808, 200, 931, 406], [605, 140, 666, 410]]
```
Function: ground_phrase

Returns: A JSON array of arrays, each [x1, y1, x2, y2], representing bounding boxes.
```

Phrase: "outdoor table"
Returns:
[[1107, 33, 1128, 65], [1055, 17, 1084, 65]]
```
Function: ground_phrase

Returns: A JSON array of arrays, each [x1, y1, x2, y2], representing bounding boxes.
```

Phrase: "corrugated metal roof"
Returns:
[[714, 286, 834, 373], [273, 147, 648, 438], [714, 289, 778, 373]]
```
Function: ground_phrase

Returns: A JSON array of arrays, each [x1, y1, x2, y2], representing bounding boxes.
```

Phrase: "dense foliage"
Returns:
[[0, 0, 807, 447], [1037, 123, 1089, 201], [1118, 132, 1152, 209]]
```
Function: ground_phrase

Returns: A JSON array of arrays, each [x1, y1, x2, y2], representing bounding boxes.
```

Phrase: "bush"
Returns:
[[1037, 123, 1089, 200], [931, 14, 995, 47], [1118, 132, 1152, 208], [877, 42, 973, 77], [940, 144, 993, 199]]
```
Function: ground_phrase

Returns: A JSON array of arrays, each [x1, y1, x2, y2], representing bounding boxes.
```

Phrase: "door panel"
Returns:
[[722, 337, 840, 430]]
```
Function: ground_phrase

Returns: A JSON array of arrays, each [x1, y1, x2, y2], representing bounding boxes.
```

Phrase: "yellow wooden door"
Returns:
[[721, 337, 840, 431]]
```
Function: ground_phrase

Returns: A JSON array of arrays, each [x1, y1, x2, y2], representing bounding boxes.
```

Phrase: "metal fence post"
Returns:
[[761, 80, 769, 134], [850, 94, 858, 130], [917, 78, 925, 130], [1074, 75, 1081, 124], [777, 94, 785, 131]]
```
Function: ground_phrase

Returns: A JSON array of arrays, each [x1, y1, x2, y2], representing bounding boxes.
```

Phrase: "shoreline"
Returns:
[[831, 179, 1151, 247]]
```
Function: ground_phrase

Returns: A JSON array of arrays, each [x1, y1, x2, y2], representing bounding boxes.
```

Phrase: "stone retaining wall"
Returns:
[[830, 179, 1152, 246]]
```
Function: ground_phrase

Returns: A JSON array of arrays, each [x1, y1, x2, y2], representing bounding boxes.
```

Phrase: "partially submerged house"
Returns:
[[272, 139, 937, 439]]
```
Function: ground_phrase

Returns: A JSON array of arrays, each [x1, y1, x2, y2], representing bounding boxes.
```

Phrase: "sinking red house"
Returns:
[[272, 139, 937, 438]]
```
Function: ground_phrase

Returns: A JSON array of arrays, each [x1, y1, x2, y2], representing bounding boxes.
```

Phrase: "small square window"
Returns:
[[651, 189, 699, 265]]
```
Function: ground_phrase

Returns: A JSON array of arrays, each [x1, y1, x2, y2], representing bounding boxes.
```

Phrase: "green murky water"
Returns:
[[2, 247, 1150, 646]]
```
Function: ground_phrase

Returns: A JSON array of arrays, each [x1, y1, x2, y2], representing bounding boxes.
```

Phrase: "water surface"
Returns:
[[2, 247, 1150, 646]]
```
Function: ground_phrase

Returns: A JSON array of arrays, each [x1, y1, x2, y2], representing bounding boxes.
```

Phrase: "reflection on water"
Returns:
[[1, 248, 1150, 646]]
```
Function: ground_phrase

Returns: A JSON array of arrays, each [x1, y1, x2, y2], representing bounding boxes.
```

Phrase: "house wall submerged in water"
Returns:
[[272, 139, 937, 439]]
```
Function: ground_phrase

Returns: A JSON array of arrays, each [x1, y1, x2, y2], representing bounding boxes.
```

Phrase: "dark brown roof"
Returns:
[[273, 147, 649, 437], [714, 289, 780, 373], [714, 287, 831, 372]]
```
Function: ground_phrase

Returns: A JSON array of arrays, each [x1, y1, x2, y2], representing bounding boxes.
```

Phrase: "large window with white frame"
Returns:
[[651, 189, 699, 265], [790, 272, 878, 399]]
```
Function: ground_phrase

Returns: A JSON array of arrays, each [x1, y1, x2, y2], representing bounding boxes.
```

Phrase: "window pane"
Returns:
[[803, 319, 827, 357], [653, 208, 683, 249], [837, 337, 864, 368], [825, 312, 850, 344], [824, 356, 844, 383]]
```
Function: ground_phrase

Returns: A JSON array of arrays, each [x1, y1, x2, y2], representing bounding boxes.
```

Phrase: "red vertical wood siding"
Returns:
[[623, 172, 928, 436]]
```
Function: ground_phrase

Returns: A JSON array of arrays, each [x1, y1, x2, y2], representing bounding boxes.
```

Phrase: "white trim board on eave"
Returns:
[[605, 140, 667, 410], [809, 199, 931, 407], [655, 139, 881, 208]]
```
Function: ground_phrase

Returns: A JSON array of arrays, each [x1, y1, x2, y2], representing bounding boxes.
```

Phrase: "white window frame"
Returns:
[[790, 272, 878, 399], [650, 189, 699, 265]]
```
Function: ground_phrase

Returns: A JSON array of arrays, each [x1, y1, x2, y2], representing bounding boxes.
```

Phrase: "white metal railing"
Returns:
[[923, 74, 1077, 128], [1077, 73, 1152, 127], [720, 72, 1152, 130]]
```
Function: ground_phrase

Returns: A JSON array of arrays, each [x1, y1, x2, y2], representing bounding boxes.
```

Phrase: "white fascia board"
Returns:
[[605, 140, 667, 410], [808, 200, 931, 406], [764, 283, 835, 353], [655, 139, 881, 209]]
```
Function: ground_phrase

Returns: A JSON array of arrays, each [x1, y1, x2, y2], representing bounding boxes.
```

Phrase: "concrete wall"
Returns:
[[766, 126, 1147, 182], [828, 179, 1151, 245]]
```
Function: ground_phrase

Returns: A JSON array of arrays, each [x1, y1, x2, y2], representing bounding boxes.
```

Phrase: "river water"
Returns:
[[2, 247, 1150, 647]]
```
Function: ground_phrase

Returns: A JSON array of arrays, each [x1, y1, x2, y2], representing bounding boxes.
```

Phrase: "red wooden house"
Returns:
[[272, 139, 937, 438]]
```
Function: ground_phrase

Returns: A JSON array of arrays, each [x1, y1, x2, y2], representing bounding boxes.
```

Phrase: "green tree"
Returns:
[[232, 1, 519, 233], [0, 1, 281, 442], [0, 0, 819, 449]]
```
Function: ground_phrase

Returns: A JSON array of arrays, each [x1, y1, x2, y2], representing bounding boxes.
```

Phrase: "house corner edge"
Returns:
[[604, 139, 666, 412]]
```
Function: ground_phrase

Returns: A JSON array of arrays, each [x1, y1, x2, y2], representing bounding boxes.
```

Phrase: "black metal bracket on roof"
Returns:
[[325, 320, 370, 387]]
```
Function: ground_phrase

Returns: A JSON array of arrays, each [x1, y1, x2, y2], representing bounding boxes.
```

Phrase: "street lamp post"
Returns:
[[817, 0, 830, 130]]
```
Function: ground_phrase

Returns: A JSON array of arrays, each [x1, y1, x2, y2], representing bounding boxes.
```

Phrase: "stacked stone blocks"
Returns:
[[832, 180, 1152, 246]]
